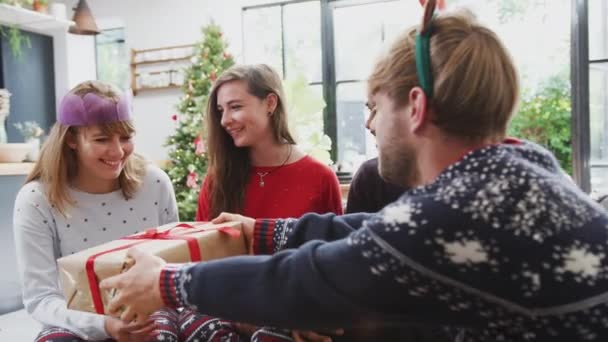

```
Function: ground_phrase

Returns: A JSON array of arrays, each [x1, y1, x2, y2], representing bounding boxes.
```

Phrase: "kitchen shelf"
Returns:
[[0, 4, 72, 36], [130, 44, 194, 95]]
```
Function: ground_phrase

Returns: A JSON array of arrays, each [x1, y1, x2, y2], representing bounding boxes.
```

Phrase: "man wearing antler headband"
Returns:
[[102, 1, 608, 341]]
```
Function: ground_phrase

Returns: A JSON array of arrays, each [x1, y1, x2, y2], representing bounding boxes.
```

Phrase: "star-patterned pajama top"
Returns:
[[160, 141, 608, 341], [13, 165, 178, 341]]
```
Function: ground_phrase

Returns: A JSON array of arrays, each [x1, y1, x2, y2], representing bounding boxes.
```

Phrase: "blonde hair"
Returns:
[[206, 64, 296, 218], [26, 80, 147, 216], [368, 4, 519, 141]]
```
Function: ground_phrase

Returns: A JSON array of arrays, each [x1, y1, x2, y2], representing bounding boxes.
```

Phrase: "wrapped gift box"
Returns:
[[57, 221, 246, 314]]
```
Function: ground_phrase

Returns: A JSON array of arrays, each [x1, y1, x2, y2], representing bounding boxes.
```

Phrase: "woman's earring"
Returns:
[[268, 111, 272, 116]]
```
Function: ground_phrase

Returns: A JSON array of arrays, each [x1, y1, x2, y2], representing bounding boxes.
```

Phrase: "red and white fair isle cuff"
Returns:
[[159, 264, 189, 308], [253, 219, 277, 255]]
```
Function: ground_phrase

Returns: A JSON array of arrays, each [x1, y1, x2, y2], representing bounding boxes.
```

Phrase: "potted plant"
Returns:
[[0, 0, 33, 57], [14, 120, 44, 161], [0, 89, 11, 144], [32, 0, 47, 13]]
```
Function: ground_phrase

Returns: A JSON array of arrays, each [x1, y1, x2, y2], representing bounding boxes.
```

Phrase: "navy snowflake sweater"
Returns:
[[160, 141, 608, 341]]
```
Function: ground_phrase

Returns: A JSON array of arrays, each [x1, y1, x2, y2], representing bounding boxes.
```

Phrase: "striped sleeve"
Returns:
[[159, 263, 193, 309], [252, 219, 278, 255]]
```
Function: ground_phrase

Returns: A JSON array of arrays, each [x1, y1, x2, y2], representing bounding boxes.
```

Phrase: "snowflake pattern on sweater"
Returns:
[[163, 141, 608, 341], [346, 142, 608, 341]]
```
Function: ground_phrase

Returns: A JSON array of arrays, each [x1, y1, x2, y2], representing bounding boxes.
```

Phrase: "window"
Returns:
[[589, 0, 608, 193], [332, 0, 420, 171], [242, 0, 414, 172], [242, 0, 572, 177], [95, 28, 129, 90], [243, 0, 326, 163], [243, 1, 322, 82]]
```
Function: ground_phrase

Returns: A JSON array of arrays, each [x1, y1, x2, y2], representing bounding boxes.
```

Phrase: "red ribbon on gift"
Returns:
[[85, 223, 240, 314]]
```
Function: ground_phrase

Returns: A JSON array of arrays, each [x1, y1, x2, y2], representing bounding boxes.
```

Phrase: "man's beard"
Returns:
[[378, 142, 419, 188]]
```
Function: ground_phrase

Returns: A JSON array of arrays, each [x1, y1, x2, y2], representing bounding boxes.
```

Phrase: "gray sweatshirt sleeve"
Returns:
[[13, 183, 109, 340], [156, 166, 179, 224]]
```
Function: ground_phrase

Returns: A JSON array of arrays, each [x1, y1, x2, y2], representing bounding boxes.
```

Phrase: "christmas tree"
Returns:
[[164, 23, 234, 220]]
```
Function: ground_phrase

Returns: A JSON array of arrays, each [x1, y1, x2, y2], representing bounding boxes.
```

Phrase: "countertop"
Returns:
[[0, 163, 34, 176]]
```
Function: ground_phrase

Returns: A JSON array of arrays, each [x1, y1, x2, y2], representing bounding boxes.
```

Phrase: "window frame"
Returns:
[[244, 0, 591, 188], [242, 0, 402, 163], [572, 0, 608, 193]]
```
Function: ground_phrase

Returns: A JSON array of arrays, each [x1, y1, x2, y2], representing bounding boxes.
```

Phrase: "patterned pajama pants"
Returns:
[[35, 309, 179, 342], [177, 309, 292, 342], [34, 309, 292, 342]]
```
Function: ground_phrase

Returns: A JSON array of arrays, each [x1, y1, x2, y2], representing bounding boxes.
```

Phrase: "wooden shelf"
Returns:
[[0, 4, 73, 36], [131, 56, 193, 66], [133, 43, 194, 53], [135, 69, 178, 77], [136, 85, 182, 93], [131, 44, 195, 96]]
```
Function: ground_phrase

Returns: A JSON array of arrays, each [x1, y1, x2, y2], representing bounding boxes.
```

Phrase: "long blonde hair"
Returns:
[[368, 3, 519, 142], [26, 81, 147, 215], [205, 64, 296, 218]]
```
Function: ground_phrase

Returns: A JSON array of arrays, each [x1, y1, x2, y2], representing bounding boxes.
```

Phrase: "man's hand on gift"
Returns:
[[212, 212, 256, 254], [104, 316, 156, 342], [100, 248, 166, 325]]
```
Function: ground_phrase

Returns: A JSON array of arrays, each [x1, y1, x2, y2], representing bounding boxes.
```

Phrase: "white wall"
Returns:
[[56, 0, 269, 161]]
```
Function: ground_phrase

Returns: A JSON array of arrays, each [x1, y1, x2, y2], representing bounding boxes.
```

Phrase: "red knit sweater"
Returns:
[[196, 155, 343, 221]]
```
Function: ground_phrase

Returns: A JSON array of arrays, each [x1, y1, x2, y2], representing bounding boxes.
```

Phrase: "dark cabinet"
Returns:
[[1, 27, 56, 143]]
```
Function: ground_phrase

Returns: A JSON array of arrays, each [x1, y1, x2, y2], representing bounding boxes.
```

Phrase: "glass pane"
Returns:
[[589, 0, 608, 60], [96, 29, 129, 90], [336, 82, 376, 172], [333, 0, 421, 81], [284, 1, 322, 82], [590, 63, 608, 193], [451, 1, 570, 92], [242, 6, 283, 77]]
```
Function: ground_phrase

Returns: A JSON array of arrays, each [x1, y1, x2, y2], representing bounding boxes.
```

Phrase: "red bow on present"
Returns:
[[85, 223, 240, 314]]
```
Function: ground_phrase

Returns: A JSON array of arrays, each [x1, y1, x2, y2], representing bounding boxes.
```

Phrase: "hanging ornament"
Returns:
[[194, 135, 206, 155], [171, 114, 178, 121], [186, 171, 198, 189], [223, 52, 232, 59], [210, 71, 216, 82]]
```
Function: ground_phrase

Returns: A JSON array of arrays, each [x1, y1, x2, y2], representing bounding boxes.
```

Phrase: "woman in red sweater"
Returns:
[[185, 64, 343, 342], [196, 64, 342, 222]]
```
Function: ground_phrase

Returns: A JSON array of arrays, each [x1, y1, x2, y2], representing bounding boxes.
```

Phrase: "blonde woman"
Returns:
[[13, 81, 179, 342]]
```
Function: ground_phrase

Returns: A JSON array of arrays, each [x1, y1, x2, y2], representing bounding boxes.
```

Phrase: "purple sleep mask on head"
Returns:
[[57, 91, 132, 126]]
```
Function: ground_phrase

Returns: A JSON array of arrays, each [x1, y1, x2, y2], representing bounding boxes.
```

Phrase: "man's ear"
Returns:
[[266, 93, 278, 115], [407, 86, 429, 133]]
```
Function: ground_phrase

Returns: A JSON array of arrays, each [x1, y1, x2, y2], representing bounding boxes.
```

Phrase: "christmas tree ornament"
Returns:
[[186, 171, 198, 189], [194, 135, 206, 155]]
